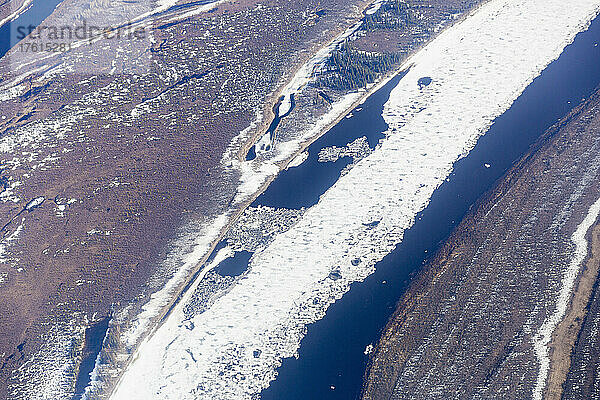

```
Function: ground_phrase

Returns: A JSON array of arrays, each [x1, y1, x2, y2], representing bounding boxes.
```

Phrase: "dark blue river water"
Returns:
[[0, 0, 219, 60], [254, 70, 408, 209], [259, 13, 600, 400], [72, 317, 110, 400], [215, 250, 253, 276], [0, 0, 65, 58]]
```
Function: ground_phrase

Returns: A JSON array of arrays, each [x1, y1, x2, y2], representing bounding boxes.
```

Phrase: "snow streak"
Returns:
[[111, 1, 600, 399]]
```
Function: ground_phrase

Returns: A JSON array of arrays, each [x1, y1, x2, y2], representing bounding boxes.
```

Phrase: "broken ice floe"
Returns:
[[225, 206, 305, 252], [318, 136, 372, 175], [111, 1, 600, 399]]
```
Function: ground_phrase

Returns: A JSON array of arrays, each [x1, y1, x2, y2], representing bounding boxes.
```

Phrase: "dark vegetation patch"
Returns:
[[313, 41, 402, 90]]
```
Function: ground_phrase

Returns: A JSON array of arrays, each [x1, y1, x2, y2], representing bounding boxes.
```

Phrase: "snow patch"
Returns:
[[111, 1, 600, 399], [532, 196, 600, 400], [286, 151, 308, 169], [25, 196, 44, 211], [0, 222, 24, 265], [119, 213, 229, 350], [0, 0, 34, 28]]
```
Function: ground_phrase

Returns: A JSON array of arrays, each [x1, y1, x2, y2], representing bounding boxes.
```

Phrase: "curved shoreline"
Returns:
[[110, 0, 481, 377], [111, 1, 600, 398], [545, 224, 600, 400], [103, 0, 387, 396], [362, 68, 600, 400], [533, 198, 600, 400]]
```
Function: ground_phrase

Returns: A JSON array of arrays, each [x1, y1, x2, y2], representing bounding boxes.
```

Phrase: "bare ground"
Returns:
[[362, 87, 600, 400]]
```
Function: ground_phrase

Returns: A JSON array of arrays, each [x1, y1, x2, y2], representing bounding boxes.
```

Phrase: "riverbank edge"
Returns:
[[360, 81, 600, 400], [105, 0, 490, 397], [544, 223, 600, 400]]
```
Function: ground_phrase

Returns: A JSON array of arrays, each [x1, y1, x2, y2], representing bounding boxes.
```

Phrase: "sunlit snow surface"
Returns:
[[532, 196, 600, 400], [111, 1, 600, 399]]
